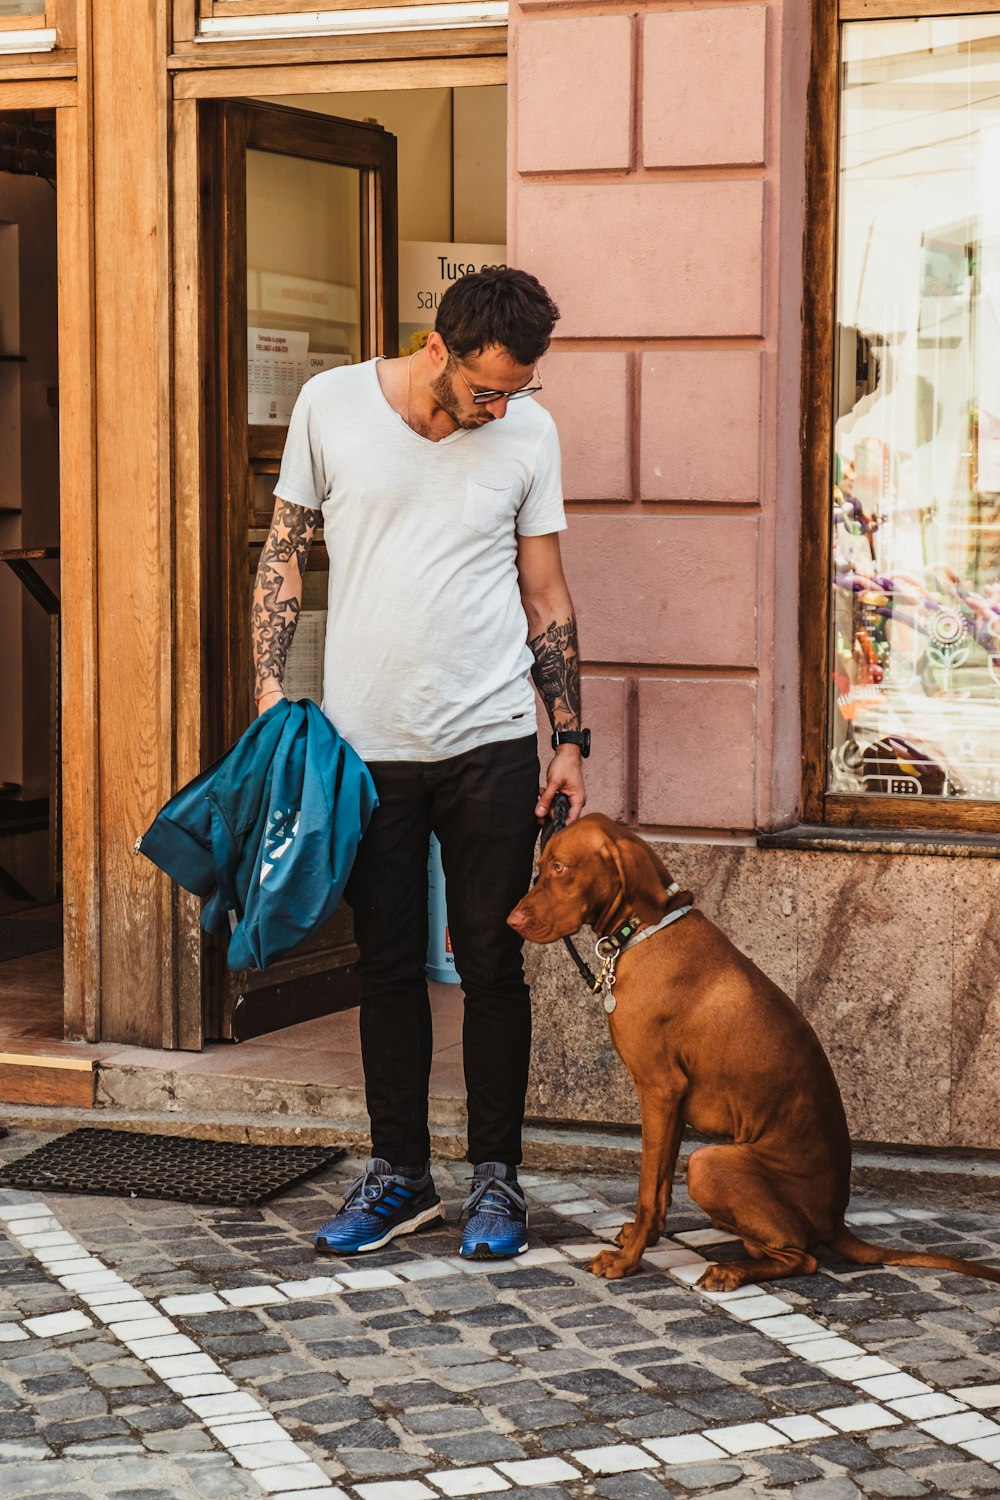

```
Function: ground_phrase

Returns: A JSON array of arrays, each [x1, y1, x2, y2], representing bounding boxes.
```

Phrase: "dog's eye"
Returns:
[[552, 861, 564, 874]]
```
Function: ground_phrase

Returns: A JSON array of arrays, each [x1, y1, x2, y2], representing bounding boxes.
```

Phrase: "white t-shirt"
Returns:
[[274, 358, 567, 761]]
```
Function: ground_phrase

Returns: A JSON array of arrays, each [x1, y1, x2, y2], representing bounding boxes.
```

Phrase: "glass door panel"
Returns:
[[246, 150, 362, 429]]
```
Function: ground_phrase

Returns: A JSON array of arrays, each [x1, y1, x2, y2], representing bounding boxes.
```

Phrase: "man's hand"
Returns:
[[536, 746, 587, 824]]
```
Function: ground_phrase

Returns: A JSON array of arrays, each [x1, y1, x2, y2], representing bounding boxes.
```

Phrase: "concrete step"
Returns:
[[0, 1097, 999, 1210], [94, 1057, 466, 1127]]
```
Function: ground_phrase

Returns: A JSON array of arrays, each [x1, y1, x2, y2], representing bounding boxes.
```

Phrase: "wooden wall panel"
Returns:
[[91, 0, 172, 1045]]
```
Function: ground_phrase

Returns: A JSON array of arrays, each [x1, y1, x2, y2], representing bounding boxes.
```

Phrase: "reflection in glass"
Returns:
[[829, 18, 1000, 801], [0, 2, 44, 15], [246, 150, 362, 426]]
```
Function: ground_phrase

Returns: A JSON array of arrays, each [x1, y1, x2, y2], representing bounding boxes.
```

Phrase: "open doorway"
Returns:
[[0, 112, 62, 1051], [204, 81, 507, 1050]]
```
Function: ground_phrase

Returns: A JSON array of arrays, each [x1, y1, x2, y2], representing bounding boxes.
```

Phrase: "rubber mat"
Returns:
[[0, 1129, 346, 1207]]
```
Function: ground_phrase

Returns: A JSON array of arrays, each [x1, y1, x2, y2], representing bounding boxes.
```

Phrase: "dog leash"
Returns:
[[539, 795, 693, 1012], [538, 794, 601, 992]]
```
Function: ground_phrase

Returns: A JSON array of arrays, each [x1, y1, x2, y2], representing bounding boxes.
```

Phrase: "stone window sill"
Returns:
[[757, 825, 1000, 859]]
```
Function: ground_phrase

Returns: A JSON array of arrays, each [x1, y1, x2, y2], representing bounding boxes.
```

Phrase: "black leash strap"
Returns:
[[538, 793, 601, 992]]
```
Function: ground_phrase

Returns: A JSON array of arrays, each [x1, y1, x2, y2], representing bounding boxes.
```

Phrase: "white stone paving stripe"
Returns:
[[0, 1193, 339, 1493], [706, 1422, 789, 1454], [817, 1404, 901, 1433], [496, 1458, 580, 1485], [221, 1285, 289, 1307], [569, 1444, 658, 1473], [642, 1434, 728, 1464], [952, 1384, 1000, 1409], [7, 1185, 1000, 1493], [425, 1468, 511, 1496]]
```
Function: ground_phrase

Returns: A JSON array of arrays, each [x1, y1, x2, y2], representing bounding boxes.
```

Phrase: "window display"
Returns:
[[829, 17, 1000, 802]]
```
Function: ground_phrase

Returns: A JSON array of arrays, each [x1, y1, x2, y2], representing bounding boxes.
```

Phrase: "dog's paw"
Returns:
[[695, 1262, 748, 1292], [614, 1220, 635, 1248], [587, 1249, 640, 1281]]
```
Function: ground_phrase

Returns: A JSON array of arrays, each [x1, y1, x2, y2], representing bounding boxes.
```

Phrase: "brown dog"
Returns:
[[509, 814, 1000, 1288]]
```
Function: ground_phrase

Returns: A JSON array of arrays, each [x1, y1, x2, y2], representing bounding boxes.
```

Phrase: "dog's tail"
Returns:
[[826, 1224, 1000, 1285]]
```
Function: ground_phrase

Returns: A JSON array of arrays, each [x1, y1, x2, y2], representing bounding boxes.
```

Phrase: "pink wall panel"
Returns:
[[640, 350, 762, 503], [510, 0, 806, 834], [517, 15, 633, 172], [643, 6, 768, 168], [561, 516, 759, 668], [536, 352, 630, 501], [517, 181, 765, 339], [637, 678, 757, 829]]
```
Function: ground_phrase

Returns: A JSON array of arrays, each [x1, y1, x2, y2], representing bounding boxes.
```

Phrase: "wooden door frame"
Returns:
[[0, 77, 99, 1040], [170, 54, 504, 1044]]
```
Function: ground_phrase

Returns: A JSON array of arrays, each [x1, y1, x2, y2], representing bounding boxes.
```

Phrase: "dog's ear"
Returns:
[[601, 828, 674, 922]]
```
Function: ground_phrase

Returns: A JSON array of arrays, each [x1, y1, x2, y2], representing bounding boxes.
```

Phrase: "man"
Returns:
[[252, 268, 587, 1259]]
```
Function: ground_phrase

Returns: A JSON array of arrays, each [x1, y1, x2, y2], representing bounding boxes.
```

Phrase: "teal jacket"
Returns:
[[137, 699, 377, 971]]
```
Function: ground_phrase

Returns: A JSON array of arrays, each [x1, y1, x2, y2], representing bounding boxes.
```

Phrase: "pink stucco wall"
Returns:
[[513, 0, 811, 833]]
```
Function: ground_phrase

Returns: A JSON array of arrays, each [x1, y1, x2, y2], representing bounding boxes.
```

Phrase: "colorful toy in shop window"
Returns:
[[832, 629, 884, 723], [832, 456, 878, 559]]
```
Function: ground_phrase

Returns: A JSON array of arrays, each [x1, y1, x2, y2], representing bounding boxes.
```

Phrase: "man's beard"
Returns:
[[429, 363, 493, 430]]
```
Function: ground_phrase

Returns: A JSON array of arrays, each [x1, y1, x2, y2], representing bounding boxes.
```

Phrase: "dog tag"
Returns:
[[603, 994, 617, 1014]]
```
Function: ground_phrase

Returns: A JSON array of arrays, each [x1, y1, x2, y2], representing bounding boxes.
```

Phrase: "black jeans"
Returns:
[[344, 735, 540, 1170]]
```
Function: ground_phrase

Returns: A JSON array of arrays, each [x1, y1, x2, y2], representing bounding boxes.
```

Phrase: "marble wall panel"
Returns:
[[525, 937, 638, 1125], [526, 839, 969, 1152], [795, 852, 952, 1147], [525, 841, 800, 1126], [951, 858, 1000, 1149], [653, 842, 799, 999]]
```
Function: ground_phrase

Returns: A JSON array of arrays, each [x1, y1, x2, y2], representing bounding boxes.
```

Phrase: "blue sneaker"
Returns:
[[460, 1162, 528, 1259], [314, 1158, 444, 1255]]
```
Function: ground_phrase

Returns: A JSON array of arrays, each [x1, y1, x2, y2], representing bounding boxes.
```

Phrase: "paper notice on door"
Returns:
[[248, 329, 353, 424], [281, 610, 327, 706], [248, 328, 308, 425]]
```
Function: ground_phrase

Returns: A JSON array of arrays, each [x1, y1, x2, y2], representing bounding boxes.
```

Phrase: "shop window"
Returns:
[[817, 13, 1000, 828]]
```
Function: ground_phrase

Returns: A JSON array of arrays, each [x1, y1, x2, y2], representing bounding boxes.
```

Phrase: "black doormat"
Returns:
[[0, 917, 62, 962], [0, 1129, 346, 1207]]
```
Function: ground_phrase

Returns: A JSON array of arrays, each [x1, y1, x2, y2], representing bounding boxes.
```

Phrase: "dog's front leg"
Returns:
[[589, 1086, 686, 1280]]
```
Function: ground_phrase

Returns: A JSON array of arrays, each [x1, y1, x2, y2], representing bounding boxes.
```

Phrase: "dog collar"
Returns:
[[592, 884, 693, 1011]]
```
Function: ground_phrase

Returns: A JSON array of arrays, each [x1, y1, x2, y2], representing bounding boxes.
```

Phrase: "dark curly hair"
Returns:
[[435, 268, 560, 367]]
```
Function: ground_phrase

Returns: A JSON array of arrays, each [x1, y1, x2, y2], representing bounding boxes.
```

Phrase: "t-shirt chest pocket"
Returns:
[[463, 478, 520, 535]]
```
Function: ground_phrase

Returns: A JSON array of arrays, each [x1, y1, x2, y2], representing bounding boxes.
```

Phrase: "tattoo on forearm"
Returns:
[[252, 500, 322, 695], [529, 617, 581, 730]]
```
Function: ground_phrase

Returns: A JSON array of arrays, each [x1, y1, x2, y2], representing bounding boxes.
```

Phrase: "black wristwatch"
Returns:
[[551, 728, 591, 759]]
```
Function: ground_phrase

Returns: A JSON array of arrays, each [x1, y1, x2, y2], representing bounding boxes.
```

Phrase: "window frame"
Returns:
[[197, 0, 481, 13], [801, 0, 1000, 834], [0, 1, 61, 45]]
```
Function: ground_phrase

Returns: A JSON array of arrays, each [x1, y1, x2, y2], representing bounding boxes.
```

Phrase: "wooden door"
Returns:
[[205, 99, 398, 1041]]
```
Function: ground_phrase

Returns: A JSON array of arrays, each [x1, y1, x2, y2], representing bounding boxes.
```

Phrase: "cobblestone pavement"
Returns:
[[2, 1132, 1000, 1499]]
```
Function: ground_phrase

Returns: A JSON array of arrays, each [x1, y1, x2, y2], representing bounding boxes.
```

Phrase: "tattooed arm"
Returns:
[[252, 497, 323, 715], [516, 532, 586, 823]]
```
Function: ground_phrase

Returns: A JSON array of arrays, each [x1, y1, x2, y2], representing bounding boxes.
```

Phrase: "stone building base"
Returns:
[[524, 840, 1000, 1151]]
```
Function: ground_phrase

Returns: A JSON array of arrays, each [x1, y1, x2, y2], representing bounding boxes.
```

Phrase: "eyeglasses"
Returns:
[[447, 349, 543, 407]]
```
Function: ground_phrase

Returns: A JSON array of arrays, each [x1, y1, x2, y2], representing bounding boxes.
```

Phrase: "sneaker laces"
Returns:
[[463, 1174, 526, 1221], [342, 1158, 414, 1211]]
